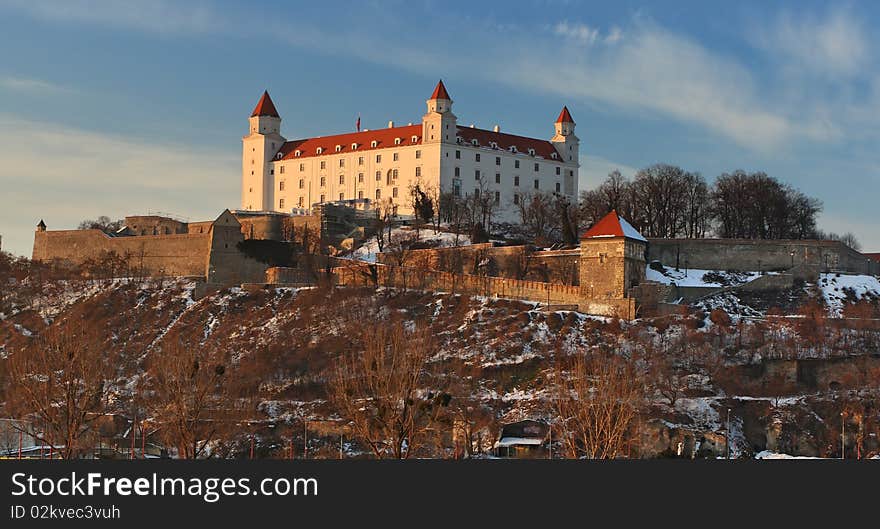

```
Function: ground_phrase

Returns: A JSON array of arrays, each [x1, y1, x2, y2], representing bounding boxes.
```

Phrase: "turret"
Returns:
[[242, 90, 286, 211], [551, 106, 579, 164], [422, 80, 457, 144]]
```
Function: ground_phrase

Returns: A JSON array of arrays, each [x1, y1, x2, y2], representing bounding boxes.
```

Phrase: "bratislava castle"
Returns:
[[241, 81, 579, 221]]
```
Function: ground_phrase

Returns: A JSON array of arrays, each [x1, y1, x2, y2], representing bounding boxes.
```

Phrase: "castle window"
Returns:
[[515, 160, 520, 169], [339, 159, 345, 167], [298, 179, 304, 189], [279, 199, 285, 208], [494, 191, 500, 204], [279, 181, 285, 191], [415, 150, 421, 159], [454, 167, 460, 177], [555, 182, 561, 193], [375, 189, 381, 200], [320, 176, 326, 187], [514, 176, 520, 186], [475, 153, 481, 162], [376, 154, 382, 163], [298, 197, 304, 207], [295, 150, 301, 157], [392, 168, 398, 179], [415, 166, 421, 177], [556, 167, 561, 175], [472, 139, 479, 146], [495, 173, 500, 184], [528, 148, 535, 156], [358, 156, 364, 165], [339, 192, 344, 201], [411, 135, 418, 143], [352, 143, 359, 150], [299, 163, 304, 171], [495, 157, 501, 166], [320, 194, 325, 203], [599, 253, 607, 264], [455, 150, 461, 159], [358, 190, 364, 199], [534, 179, 539, 190], [335, 145, 342, 152], [371, 140, 378, 148], [509, 146, 517, 153], [394, 138, 402, 145], [280, 166, 285, 174], [513, 193, 520, 205], [320, 161, 326, 169], [551, 153, 558, 159], [358, 172, 364, 183], [393, 152, 399, 161], [453, 179, 461, 197], [475, 169, 481, 180], [534, 163, 539, 172], [393, 187, 398, 198], [316, 147, 323, 154], [339, 174, 345, 185], [375, 171, 381, 181]]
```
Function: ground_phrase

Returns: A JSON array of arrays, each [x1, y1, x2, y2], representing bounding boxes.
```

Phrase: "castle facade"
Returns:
[[241, 81, 579, 221]]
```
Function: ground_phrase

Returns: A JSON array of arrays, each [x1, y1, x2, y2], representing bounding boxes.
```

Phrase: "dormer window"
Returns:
[[411, 135, 418, 143], [335, 145, 342, 152], [351, 143, 359, 150], [294, 150, 301, 157], [370, 140, 378, 148], [456, 137, 463, 144], [489, 141, 498, 149], [528, 148, 536, 156], [509, 146, 517, 153], [316, 147, 323, 154], [471, 139, 479, 146], [276, 152, 283, 160], [551, 152, 558, 159], [394, 137, 402, 145]]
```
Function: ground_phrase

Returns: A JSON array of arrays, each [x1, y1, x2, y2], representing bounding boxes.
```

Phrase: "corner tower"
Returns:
[[422, 80, 457, 144], [579, 210, 646, 299], [551, 106, 579, 165], [242, 91, 286, 211]]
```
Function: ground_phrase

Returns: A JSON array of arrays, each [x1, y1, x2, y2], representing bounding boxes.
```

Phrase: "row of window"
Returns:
[[281, 149, 422, 170], [278, 187, 403, 209], [278, 167, 421, 191], [292, 137, 420, 158], [453, 150, 566, 166]]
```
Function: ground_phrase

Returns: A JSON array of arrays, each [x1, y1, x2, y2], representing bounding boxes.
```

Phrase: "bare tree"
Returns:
[[328, 320, 448, 459], [146, 339, 235, 459], [5, 324, 114, 459], [553, 350, 644, 459], [78, 215, 125, 234]]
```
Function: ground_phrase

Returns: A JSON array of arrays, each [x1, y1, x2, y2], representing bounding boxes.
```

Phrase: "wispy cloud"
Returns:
[[0, 115, 238, 256], [0, 76, 70, 93], [751, 8, 869, 77], [553, 21, 622, 45]]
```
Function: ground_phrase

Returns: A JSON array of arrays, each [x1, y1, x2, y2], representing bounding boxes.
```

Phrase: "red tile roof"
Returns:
[[580, 210, 645, 241], [864, 253, 880, 262], [251, 90, 280, 118], [429, 80, 451, 100], [555, 106, 575, 124], [455, 126, 561, 159], [277, 124, 423, 160]]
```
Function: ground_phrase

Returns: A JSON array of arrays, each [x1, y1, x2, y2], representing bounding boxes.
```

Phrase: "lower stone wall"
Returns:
[[320, 259, 634, 318], [648, 238, 879, 275]]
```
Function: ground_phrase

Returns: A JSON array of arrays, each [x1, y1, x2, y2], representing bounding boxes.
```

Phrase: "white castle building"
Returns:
[[241, 81, 579, 221]]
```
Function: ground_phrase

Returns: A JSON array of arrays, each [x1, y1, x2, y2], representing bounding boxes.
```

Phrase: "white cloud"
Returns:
[[0, 76, 69, 93], [753, 8, 869, 77], [0, 115, 238, 256], [554, 21, 600, 45]]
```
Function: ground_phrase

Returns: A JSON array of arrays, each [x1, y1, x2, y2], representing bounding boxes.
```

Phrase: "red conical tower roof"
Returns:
[[580, 210, 646, 241], [429, 80, 451, 100], [251, 90, 280, 118], [555, 105, 575, 124]]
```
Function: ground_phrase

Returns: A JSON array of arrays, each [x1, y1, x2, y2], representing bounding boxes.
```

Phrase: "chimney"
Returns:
[[387, 120, 394, 128], [469, 123, 475, 128], [493, 124, 500, 133], [407, 122, 413, 126]]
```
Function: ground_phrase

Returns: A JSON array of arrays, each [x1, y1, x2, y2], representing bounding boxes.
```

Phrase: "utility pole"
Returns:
[[841, 412, 845, 459], [726, 408, 731, 460]]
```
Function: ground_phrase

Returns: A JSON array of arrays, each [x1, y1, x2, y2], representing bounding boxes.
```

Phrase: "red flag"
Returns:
[[356, 115, 361, 132]]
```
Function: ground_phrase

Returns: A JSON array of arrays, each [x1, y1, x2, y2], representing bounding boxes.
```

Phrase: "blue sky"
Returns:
[[1, 0, 878, 256]]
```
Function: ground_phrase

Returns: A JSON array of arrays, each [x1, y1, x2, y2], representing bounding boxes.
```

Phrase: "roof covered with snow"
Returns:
[[580, 210, 647, 242]]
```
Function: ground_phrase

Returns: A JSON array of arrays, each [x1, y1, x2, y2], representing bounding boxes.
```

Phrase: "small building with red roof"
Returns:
[[240, 81, 579, 219], [580, 210, 647, 300]]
